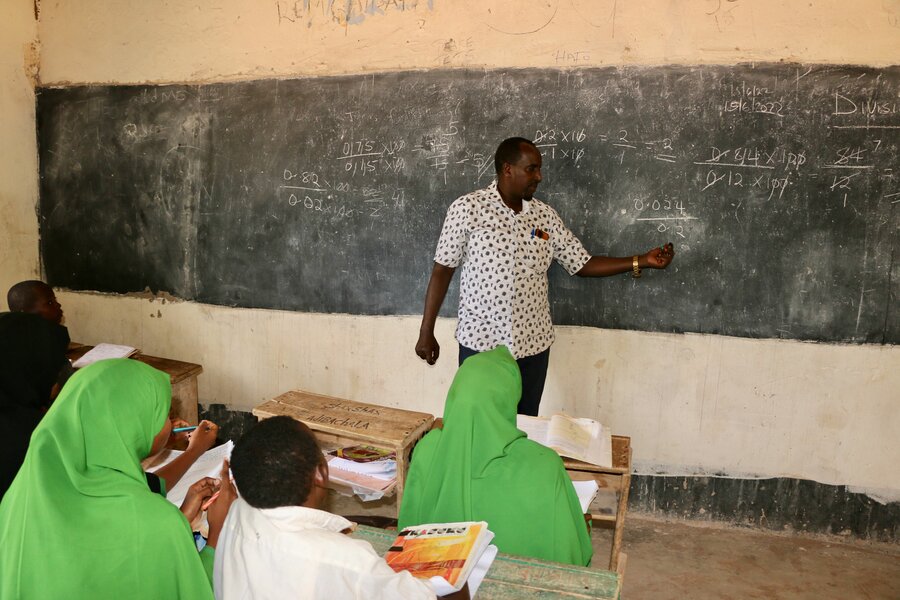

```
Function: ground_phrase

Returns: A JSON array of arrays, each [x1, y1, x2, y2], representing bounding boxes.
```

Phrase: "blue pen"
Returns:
[[172, 426, 198, 433]]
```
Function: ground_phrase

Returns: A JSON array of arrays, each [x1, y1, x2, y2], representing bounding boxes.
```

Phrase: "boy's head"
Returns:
[[7, 280, 64, 325], [230, 416, 328, 509]]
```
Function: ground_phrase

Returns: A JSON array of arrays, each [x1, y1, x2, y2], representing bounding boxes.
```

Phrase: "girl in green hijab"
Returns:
[[0, 359, 217, 599], [399, 346, 593, 566]]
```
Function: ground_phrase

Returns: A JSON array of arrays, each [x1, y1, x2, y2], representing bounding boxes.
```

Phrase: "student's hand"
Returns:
[[180, 477, 219, 523], [186, 420, 219, 454], [642, 242, 675, 269], [167, 418, 192, 449], [205, 459, 237, 549]]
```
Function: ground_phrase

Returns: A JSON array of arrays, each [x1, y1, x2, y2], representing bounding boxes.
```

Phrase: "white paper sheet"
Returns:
[[465, 544, 498, 598], [149, 441, 233, 507], [572, 479, 600, 513]]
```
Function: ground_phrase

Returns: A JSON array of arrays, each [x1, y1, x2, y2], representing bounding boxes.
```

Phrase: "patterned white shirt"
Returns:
[[434, 181, 591, 359]]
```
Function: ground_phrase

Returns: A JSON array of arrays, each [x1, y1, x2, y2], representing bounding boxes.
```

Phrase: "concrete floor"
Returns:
[[327, 491, 900, 600], [610, 516, 900, 600]]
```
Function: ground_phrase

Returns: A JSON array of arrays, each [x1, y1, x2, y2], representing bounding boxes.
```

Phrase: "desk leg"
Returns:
[[170, 377, 200, 424], [609, 470, 631, 571], [395, 450, 408, 509]]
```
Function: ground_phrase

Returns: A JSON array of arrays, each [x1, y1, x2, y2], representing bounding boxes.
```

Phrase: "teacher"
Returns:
[[415, 137, 675, 415]]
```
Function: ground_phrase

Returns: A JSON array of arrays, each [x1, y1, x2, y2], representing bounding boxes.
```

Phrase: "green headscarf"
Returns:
[[0, 359, 214, 599], [399, 346, 593, 566]]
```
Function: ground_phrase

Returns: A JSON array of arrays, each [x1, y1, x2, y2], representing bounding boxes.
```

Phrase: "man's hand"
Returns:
[[415, 332, 441, 365], [416, 263, 455, 366], [641, 242, 675, 269]]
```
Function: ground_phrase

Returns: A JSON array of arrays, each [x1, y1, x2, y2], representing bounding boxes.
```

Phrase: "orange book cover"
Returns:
[[385, 522, 486, 587]]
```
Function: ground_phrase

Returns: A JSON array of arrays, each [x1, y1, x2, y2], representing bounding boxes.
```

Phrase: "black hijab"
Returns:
[[0, 312, 70, 496]]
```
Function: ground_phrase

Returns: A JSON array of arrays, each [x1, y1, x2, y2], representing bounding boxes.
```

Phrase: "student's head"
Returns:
[[7, 280, 64, 325], [230, 416, 328, 509]]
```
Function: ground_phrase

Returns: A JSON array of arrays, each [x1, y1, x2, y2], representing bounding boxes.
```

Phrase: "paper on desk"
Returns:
[[572, 479, 600, 513], [150, 441, 233, 507], [72, 343, 138, 368]]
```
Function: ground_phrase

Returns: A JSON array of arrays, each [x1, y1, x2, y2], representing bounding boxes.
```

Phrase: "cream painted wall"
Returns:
[[1, 0, 40, 286], [2, 1, 898, 498]]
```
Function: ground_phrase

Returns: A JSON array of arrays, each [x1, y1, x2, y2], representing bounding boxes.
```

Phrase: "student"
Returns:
[[6, 280, 64, 324], [0, 359, 232, 599], [6, 279, 221, 499], [399, 345, 593, 566], [7, 280, 74, 395], [0, 311, 70, 497], [214, 416, 438, 600]]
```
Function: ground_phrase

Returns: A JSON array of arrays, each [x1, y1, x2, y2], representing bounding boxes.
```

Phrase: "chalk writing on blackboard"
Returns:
[[37, 65, 900, 344]]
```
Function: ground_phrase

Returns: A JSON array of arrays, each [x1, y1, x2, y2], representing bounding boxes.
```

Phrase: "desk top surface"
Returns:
[[67, 344, 203, 384], [254, 390, 434, 447], [352, 525, 620, 599]]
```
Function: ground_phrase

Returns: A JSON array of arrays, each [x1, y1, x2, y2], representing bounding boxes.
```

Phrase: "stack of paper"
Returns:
[[325, 445, 397, 501], [385, 521, 497, 598]]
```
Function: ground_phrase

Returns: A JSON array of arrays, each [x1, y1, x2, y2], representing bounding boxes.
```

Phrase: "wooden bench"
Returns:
[[253, 391, 433, 504], [67, 343, 203, 423], [353, 524, 624, 599]]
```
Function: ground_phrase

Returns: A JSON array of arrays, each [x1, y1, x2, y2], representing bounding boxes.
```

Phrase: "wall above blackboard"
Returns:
[[38, 65, 899, 344]]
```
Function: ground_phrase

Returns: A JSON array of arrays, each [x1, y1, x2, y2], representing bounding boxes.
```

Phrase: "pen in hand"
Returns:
[[172, 426, 198, 433], [201, 490, 221, 512]]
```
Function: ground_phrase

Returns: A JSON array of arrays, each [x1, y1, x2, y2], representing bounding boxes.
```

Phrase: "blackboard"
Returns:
[[37, 65, 899, 344]]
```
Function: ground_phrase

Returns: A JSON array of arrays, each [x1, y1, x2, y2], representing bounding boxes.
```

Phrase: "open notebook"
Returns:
[[72, 343, 138, 368]]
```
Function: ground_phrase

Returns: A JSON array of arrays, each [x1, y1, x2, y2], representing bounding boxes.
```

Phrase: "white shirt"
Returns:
[[214, 498, 435, 600], [434, 181, 591, 358]]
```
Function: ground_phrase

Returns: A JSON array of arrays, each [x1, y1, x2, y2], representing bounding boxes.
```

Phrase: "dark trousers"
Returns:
[[458, 345, 550, 416]]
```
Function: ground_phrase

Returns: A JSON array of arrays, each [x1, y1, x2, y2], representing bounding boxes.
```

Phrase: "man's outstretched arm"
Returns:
[[576, 242, 675, 277]]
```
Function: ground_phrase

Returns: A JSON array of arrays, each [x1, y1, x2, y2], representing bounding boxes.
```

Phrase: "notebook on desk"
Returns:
[[71, 343, 139, 368]]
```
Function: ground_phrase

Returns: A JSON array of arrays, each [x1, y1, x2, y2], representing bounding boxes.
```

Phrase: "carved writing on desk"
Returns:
[[320, 400, 382, 416], [306, 413, 372, 430]]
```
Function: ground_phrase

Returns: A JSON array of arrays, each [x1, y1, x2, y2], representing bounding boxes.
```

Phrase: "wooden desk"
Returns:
[[67, 344, 203, 423], [564, 435, 632, 572], [352, 524, 623, 599], [253, 391, 434, 504]]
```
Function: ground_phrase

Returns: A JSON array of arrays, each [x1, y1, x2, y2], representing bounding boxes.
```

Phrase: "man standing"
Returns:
[[415, 137, 675, 416]]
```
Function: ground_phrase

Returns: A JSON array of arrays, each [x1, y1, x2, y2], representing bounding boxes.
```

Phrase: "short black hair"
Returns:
[[7, 280, 51, 312], [494, 137, 536, 175], [230, 416, 323, 509]]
